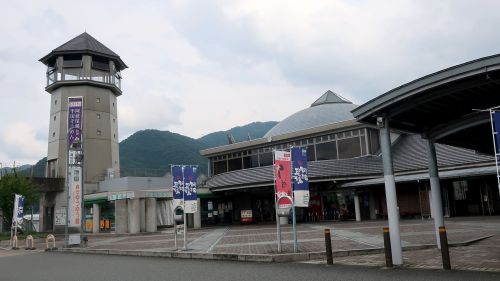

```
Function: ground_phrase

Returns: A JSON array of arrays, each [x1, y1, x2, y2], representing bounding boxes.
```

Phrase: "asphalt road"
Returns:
[[1, 252, 499, 281]]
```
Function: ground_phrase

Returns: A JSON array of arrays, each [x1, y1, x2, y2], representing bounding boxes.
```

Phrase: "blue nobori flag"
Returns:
[[183, 166, 198, 214], [172, 165, 184, 208], [292, 147, 309, 207], [492, 111, 500, 157], [12, 194, 25, 226]]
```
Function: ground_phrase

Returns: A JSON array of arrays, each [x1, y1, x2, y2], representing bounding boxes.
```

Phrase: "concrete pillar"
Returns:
[[378, 117, 403, 265], [128, 198, 140, 234], [194, 198, 201, 229], [115, 200, 128, 234], [139, 199, 146, 232], [426, 139, 445, 249], [92, 203, 100, 233], [354, 194, 361, 222], [145, 198, 157, 232], [369, 193, 377, 220]]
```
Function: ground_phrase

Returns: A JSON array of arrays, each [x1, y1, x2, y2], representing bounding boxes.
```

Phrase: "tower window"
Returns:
[[55, 99, 58, 105], [113, 118, 115, 123], [97, 130, 102, 136], [112, 102, 115, 108], [53, 116, 56, 121], [96, 113, 101, 119], [96, 98, 100, 103], [114, 133, 116, 139], [52, 132, 55, 137]]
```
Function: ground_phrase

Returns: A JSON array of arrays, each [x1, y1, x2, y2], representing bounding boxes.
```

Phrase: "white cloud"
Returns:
[[1, 0, 500, 164], [1, 122, 46, 163]]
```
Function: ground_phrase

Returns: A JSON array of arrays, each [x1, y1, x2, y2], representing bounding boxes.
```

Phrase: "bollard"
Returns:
[[45, 234, 57, 251], [324, 228, 333, 265], [439, 226, 451, 270], [25, 235, 36, 250], [11, 235, 19, 250], [383, 227, 393, 268]]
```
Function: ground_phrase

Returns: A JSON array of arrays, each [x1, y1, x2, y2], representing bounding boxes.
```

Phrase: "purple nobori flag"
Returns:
[[68, 97, 83, 147], [292, 147, 309, 207], [183, 166, 198, 213]]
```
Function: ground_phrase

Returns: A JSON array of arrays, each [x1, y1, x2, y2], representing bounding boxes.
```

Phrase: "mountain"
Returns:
[[198, 121, 278, 149], [21, 121, 278, 178], [119, 129, 207, 176]]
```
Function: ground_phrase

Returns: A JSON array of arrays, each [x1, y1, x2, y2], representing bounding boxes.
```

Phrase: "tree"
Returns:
[[0, 171, 38, 229]]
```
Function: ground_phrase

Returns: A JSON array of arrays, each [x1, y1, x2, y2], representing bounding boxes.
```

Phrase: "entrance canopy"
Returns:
[[352, 54, 500, 154]]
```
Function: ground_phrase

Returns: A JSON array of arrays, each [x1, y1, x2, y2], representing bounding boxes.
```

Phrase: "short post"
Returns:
[[45, 234, 57, 251], [25, 235, 36, 250], [439, 226, 451, 270], [11, 235, 19, 250], [383, 227, 393, 267], [324, 228, 333, 265]]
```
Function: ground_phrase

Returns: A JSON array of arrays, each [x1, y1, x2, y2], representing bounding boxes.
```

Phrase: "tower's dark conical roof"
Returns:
[[40, 32, 127, 70]]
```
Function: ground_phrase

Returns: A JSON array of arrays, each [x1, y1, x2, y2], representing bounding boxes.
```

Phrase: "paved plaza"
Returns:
[[1, 217, 499, 272]]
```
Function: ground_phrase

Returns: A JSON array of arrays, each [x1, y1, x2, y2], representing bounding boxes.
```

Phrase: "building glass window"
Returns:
[[259, 152, 273, 166], [97, 130, 102, 136], [213, 160, 227, 175], [338, 137, 361, 159], [96, 113, 101, 119], [96, 98, 100, 103], [316, 141, 337, 160], [228, 158, 243, 171]]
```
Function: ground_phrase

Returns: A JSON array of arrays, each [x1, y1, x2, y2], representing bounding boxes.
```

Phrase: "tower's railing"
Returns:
[[46, 65, 121, 89]]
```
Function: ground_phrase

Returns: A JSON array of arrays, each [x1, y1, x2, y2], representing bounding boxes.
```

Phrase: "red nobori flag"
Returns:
[[274, 150, 292, 207]]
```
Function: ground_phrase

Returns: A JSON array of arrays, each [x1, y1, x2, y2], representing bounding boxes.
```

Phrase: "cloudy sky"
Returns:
[[1, 0, 500, 165]]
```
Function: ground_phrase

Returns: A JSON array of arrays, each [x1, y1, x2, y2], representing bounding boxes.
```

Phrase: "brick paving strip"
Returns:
[[1, 217, 499, 272]]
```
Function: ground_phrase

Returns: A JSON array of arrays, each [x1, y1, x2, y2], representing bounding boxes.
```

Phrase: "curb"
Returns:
[[53, 234, 495, 263]]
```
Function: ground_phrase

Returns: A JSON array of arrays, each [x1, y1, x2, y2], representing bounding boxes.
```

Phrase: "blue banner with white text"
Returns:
[[172, 165, 184, 207], [183, 166, 198, 213], [292, 147, 309, 207]]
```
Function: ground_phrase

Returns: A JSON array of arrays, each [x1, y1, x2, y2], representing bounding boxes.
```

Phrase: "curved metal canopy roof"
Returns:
[[352, 54, 500, 154]]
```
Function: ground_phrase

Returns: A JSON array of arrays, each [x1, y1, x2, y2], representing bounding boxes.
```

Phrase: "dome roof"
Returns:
[[264, 91, 358, 138]]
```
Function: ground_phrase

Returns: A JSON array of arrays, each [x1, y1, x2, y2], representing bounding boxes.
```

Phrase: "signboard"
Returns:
[[183, 166, 198, 213], [274, 150, 292, 208], [241, 210, 253, 223], [55, 207, 66, 226], [68, 233, 81, 245], [68, 166, 82, 227], [67, 97, 83, 147], [292, 147, 310, 207]]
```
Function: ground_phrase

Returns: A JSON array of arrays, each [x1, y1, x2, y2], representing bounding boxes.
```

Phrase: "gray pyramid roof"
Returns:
[[311, 90, 352, 107], [40, 32, 127, 70]]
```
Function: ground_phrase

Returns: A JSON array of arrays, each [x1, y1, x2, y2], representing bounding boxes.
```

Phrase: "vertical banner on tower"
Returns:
[[68, 166, 82, 227], [172, 165, 184, 208], [67, 96, 83, 228], [274, 150, 292, 208], [67, 97, 83, 147], [12, 194, 25, 227], [183, 166, 198, 213], [292, 147, 310, 207]]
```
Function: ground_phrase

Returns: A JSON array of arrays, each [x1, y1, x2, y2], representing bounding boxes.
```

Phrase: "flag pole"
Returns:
[[291, 147, 298, 253]]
